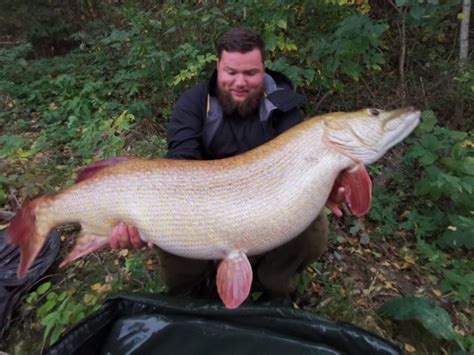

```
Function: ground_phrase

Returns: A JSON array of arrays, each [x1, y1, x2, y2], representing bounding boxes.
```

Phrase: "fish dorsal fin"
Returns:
[[327, 164, 372, 217], [76, 156, 135, 183]]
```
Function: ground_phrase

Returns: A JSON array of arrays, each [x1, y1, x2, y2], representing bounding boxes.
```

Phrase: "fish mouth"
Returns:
[[379, 107, 420, 156], [383, 107, 420, 133]]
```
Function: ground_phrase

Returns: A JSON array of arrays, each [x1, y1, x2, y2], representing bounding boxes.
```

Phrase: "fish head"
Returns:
[[322, 107, 420, 165]]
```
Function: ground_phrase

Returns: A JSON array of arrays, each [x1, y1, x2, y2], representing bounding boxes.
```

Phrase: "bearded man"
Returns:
[[109, 27, 328, 301]]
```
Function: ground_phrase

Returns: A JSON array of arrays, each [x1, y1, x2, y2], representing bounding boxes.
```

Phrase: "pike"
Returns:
[[7, 107, 420, 309]]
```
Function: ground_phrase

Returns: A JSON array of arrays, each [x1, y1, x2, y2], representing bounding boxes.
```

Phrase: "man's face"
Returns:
[[216, 48, 265, 115]]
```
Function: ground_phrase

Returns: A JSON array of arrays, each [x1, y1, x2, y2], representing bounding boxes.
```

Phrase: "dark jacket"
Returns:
[[165, 69, 306, 160]]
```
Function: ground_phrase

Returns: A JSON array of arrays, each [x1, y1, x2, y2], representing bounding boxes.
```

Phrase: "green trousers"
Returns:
[[155, 213, 329, 299]]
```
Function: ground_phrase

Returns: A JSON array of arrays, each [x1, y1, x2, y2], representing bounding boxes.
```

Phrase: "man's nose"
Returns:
[[234, 74, 245, 86]]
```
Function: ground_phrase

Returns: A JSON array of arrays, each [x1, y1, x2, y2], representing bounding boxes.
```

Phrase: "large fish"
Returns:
[[7, 107, 420, 308]]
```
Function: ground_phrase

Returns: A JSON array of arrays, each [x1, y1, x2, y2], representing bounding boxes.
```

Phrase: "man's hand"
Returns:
[[109, 222, 153, 249]]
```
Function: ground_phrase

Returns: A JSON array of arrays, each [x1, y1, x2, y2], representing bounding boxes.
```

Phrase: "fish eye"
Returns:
[[368, 108, 380, 116]]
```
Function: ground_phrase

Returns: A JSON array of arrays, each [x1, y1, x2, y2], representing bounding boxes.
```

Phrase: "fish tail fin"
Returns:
[[7, 197, 52, 278], [216, 251, 253, 309]]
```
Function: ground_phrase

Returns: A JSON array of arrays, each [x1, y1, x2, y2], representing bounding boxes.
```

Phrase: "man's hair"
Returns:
[[217, 27, 265, 62]]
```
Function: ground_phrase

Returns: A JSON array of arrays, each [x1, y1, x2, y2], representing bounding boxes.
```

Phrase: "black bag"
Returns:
[[46, 293, 401, 355], [0, 228, 60, 337]]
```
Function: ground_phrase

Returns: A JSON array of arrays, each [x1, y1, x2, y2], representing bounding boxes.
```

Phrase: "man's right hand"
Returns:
[[109, 222, 153, 249]]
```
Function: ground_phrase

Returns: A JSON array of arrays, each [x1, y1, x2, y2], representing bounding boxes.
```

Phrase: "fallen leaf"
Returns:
[[432, 289, 442, 297], [91, 283, 112, 294], [404, 344, 416, 353], [318, 297, 332, 308], [146, 258, 155, 271], [454, 326, 465, 336], [383, 281, 396, 290], [83, 293, 97, 305], [119, 249, 129, 257]]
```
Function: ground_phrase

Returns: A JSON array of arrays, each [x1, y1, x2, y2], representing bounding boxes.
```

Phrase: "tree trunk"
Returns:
[[454, 0, 471, 128], [459, 0, 471, 66]]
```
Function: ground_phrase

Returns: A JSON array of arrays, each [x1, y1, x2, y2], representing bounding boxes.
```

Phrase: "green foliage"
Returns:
[[368, 110, 473, 312], [455, 64, 474, 99], [26, 281, 101, 346], [0, 135, 29, 159], [310, 14, 386, 85], [402, 111, 474, 248], [416, 237, 474, 305], [297, 269, 313, 294], [369, 111, 473, 247], [377, 296, 456, 341], [440, 267, 474, 304], [124, 253, 147, 277], [0, 186, 5, 205], [0, 0, 389, 198]]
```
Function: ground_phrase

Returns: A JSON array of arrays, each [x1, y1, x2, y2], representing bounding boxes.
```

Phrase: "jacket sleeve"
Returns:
[[165, 85, 207, 160]]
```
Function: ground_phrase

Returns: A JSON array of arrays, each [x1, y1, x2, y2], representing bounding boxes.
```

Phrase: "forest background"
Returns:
[[0, 0, 472, 353]]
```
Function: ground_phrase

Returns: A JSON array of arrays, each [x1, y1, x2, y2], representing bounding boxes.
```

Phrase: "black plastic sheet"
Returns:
[[46, 293, 402, 355], [0, 228, 60, 337]]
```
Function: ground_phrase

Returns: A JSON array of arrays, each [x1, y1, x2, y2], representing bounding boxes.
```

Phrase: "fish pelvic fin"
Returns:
[[60, 232, 109, 268], [76, 156, 136, 183], [7, 197, 51, 278], [216, 250, 253, 309], [327, 164, 372, 217]]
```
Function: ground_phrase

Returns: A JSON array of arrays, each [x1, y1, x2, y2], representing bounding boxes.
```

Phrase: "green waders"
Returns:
[[155, 213, 329, 299]]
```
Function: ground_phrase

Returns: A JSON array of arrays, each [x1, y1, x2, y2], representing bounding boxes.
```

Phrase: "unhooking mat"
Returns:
[[0, 227, 60, 337], [45, 293, 402, 355]]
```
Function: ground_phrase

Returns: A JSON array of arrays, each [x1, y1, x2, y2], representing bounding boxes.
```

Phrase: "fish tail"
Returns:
[[7, 196, 53, 278]]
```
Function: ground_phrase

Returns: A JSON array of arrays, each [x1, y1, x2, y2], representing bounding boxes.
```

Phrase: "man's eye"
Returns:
[[227, 70, 236, 75]]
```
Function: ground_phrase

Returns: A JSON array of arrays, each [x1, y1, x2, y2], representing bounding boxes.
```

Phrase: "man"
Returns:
[[109, 28, 328, 300]]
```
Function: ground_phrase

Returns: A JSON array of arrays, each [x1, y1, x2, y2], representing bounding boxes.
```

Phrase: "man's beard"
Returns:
[[217, 86, 264, 117]]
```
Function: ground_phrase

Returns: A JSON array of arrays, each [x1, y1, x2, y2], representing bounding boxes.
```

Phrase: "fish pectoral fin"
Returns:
[[216, 250, 253, 309], [59, 233, 109, 268], [327, 164, 372, 217], [342, 164, 372, 217]]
